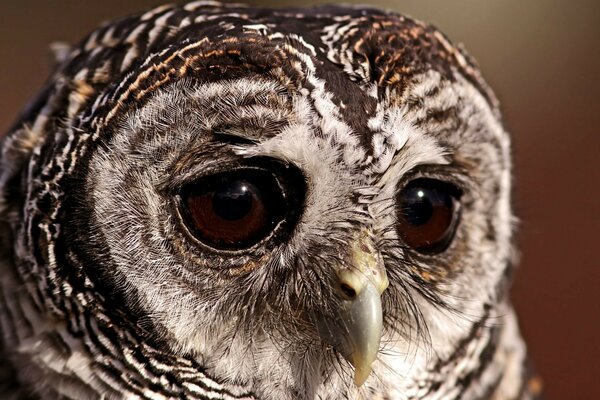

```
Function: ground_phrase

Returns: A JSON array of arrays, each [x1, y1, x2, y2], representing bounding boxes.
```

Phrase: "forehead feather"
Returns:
[[14, 2, 498, 145]]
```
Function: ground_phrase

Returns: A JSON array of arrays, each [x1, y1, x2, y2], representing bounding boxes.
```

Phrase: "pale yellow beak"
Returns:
[[319, 230, 389, 387]]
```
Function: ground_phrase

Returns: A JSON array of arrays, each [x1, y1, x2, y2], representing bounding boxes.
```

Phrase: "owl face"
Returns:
[[86, 73, 510, 395], [0, 3, 529, 399]]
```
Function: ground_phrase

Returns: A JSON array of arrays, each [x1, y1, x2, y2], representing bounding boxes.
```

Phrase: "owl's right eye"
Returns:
[[178, 165, 304, 250]]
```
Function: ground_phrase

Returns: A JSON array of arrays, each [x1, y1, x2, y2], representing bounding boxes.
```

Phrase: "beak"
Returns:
[[318, 230, 389, 387]]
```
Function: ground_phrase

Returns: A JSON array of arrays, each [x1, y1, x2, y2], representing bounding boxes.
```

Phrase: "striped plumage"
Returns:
[[0, 2, 540, 399]]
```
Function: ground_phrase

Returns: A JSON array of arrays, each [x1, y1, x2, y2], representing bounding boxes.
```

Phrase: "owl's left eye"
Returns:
[[178, 165, 304, 250], [396, 178, 462, 253]]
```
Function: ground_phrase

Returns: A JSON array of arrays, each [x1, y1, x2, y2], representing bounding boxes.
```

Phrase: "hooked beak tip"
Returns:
[[340, 280, 384, 387], [353, 365, 373, 387]]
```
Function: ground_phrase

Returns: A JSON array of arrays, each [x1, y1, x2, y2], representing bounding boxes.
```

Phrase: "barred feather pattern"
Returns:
[[0, 2, 541, 399]]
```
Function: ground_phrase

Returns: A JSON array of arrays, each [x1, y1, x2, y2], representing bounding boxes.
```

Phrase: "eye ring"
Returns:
[[177, 161, 305, 251], [396, 178, 462, 254]]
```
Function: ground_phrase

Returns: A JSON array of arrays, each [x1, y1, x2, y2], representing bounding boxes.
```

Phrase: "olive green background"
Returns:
[[1, 1, 598, 398]]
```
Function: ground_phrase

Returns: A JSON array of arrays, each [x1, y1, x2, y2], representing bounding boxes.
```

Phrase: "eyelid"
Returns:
[[213, 130, 261, 146], [395, 164, 470, 197], [162, 151, 253, 194]]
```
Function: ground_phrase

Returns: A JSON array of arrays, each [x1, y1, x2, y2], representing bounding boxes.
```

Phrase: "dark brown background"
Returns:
[[1, 1, 598, 398]]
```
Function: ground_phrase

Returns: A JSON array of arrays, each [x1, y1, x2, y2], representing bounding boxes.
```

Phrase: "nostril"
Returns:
[[340, 283, 357, 299]]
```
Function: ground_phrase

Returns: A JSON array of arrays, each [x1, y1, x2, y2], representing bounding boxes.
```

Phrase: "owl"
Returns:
[[0, 2, 541, 399]]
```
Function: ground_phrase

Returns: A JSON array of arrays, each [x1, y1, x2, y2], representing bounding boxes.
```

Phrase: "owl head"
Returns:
[[0, 2, 533, 399]]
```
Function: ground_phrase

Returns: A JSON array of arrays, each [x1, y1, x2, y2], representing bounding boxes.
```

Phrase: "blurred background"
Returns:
[[1, 1, 598, 398]]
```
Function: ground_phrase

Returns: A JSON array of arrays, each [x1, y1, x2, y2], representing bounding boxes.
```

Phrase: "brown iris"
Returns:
[[396, 178, 461, 253], [179, 168, 293, 250]]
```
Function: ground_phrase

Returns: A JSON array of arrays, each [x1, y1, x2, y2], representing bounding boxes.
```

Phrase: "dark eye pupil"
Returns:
[[402, 189, 435, 226], [396, 178, 461, 253], [213, 181, 255, 221]]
